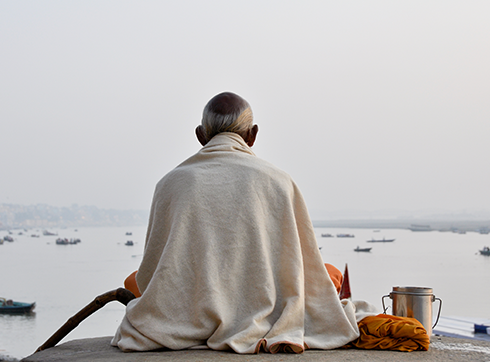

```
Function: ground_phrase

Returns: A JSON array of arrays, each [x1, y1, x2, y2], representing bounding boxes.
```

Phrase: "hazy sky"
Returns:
[[1, 1, 489, 219]]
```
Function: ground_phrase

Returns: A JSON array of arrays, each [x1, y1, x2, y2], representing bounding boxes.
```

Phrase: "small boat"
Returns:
[[474, 324, 490, 334], [367, 238, 395, 243], [125, 240, 134, 246], [321, 233, 333, 237], [451, 228, 466, 234], [479, 247, 490, 256], [4, 235, 14, 242], [56, 238, 81, 245], [43, 230, 58, 236], [337, 233, 355, 238], [126, 232, 132, 236], [0, 239, 3, 245], [354, 246, 372, 252], [408, 224, 431, 232], [479, 227, 490, 235], [433, 316, 490, 341], [0, 298, 36, 314]]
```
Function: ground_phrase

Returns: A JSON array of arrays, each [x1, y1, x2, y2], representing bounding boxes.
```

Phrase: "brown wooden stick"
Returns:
[[35, 287, 136, 353]]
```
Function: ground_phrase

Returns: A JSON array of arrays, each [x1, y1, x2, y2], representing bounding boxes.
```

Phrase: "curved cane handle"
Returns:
[[35, 287, 136, 353]]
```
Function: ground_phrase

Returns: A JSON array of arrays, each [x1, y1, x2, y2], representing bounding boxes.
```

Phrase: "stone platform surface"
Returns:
[[20, 336, 490, 362]]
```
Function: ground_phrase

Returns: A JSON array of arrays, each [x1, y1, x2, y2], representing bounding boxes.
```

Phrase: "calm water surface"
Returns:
[[1, 226, 489, 359]]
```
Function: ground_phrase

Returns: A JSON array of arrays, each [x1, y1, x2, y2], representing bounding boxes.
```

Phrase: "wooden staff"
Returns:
[[36, 287, 136, 353]]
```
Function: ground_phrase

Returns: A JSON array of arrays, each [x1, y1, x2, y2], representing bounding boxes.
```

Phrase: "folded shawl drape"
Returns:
[[112, 133, 377, 353]]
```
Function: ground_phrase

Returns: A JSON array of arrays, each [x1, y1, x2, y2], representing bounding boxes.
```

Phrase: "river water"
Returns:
[[1, 225, 489, 359]]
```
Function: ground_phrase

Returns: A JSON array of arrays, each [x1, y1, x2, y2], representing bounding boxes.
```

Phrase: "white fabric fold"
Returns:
[[112, 132, 375, 353]]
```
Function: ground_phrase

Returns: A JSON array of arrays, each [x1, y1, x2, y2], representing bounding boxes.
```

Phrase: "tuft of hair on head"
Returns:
[[201, 92, 253, 141]]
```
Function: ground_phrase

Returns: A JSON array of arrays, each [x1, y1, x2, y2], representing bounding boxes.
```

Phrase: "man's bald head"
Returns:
[[204, 92, 249, 117], [197, 92, 257, 147]]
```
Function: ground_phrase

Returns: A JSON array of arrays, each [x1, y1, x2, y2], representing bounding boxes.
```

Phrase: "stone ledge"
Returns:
[[21, 336, 490, 362]]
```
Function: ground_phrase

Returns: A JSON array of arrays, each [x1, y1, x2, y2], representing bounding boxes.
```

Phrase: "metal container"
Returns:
[[382, 286, 442, 336]]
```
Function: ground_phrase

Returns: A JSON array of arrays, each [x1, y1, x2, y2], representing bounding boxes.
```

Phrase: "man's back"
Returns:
[[112, 132, 361, 353]]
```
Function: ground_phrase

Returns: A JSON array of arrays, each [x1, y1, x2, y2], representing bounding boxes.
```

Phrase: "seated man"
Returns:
[[112, 92, 373, 354]]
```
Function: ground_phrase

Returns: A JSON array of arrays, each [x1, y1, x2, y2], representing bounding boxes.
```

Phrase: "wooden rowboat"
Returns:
[[0, 298, 36, 314]]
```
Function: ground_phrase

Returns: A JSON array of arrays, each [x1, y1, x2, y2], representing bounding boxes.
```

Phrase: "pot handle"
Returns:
[[432, 297, 442, 329], [381, 294, 391, 314]]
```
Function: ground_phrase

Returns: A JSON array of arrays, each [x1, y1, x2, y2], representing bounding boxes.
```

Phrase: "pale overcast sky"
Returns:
[[1, 1, 489, 219]]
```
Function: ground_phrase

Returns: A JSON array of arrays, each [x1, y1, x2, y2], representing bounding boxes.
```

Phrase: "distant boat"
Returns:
[[321, 233, 333, 237], [337, 234, 355, 238], [408, 224, 431, 232], [43, 230, 58, 236], [479, 227, 489, 235], [434, 316, 490, 340], [367, 238, 395, 243], [125, 240, 134, 246], [56, 238, 81, 245], [354, 246, 372, 252], [0, 298, 36, 314], [0, 239, 3, 245], [126, 232, 132, 236], [479, 247, 490, 256], [4, 235, 14, 242], [451, 228, 466, 234]]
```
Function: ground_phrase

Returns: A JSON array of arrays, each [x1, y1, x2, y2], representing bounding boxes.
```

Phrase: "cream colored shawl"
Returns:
[[112, 132, 375, 353]]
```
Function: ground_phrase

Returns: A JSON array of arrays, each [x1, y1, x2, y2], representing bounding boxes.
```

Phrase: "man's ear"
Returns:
[[245, 125, 259, 147], [195, 125, 208, 146]]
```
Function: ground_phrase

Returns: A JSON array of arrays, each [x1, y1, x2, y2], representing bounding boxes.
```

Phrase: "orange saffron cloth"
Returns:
[[324, 263, 343, 294], [124, 271, 141, 298], [348, 314, 430, 352]]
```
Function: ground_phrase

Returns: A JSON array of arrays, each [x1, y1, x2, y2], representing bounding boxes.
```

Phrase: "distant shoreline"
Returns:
[[312, 218, 490, 233], [0, 203, 148, 231]]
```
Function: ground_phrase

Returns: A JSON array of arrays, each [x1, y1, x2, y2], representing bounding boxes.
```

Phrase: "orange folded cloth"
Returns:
[[324, 263, 343, 294], [124, 270, 142, 298], [348, 314, 430, 352]]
